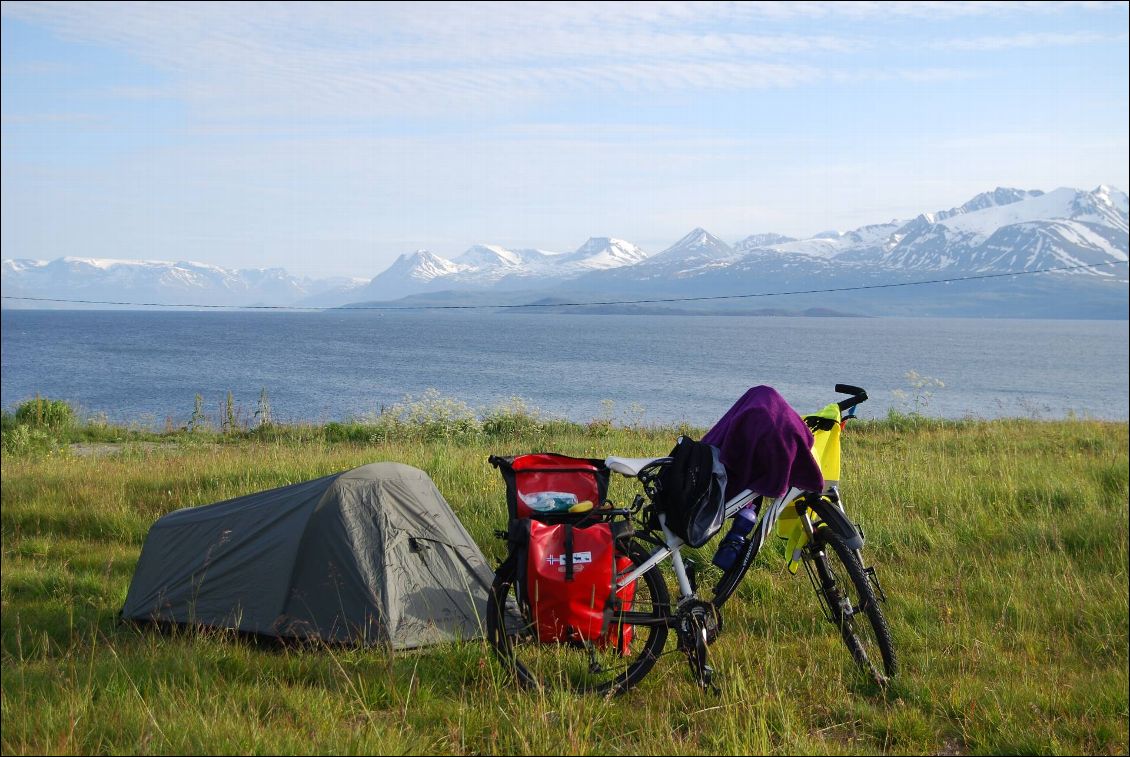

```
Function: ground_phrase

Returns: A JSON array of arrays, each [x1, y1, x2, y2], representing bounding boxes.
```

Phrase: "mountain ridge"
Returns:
[[4, 185, 1126, 317]]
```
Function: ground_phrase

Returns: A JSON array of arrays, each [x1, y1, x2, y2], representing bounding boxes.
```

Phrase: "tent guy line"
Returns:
[[3, 260, 1126, 311]]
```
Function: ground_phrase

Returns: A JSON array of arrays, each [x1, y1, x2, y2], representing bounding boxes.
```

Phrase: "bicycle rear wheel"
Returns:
[[486, 542, 671, 696], [804, 529, 897, 685]]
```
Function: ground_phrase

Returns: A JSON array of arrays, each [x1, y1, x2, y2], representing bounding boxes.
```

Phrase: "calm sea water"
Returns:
[[1, 310, 1127, 427]]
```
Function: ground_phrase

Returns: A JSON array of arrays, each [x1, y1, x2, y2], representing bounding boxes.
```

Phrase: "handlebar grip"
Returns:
[[834, 384, 868, 412]]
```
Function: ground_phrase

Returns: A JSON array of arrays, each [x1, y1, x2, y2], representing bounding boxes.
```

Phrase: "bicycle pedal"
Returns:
[[691, 668, 718, 695], [699, 665, 721, 695]]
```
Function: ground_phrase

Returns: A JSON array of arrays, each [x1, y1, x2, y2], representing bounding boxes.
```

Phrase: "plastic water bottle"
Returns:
[[712, 504, 758, 570], [520, 491, 579, 512]]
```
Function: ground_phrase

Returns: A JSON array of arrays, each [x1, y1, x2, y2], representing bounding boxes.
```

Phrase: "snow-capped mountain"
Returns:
[[571, 185, 1126, 317], [734, 233, 796, 253], [451, 245, 559, 285], [646, 228, 736, 267], [760, 220, 905, 260], [336, 238, 651, 301], [556, 237, 648, 269], [455, 244, 525, 269], [834, 186, 1128, 273], [324, 249, 472, 303], [936, 187, 1046, 220], [0, 257, 343, 307], [3, 186, 1126, 316], [393, 250, 470, 281]]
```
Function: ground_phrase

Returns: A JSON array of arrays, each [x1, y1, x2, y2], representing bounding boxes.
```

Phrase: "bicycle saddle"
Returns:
[[605, 456, 668, 477]]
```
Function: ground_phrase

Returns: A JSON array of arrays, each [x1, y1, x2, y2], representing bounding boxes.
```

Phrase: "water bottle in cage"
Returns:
[[711, 503, 758, 570]]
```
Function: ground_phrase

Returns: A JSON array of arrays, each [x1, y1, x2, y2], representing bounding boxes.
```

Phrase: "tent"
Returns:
[[121, 462, 495, 649]]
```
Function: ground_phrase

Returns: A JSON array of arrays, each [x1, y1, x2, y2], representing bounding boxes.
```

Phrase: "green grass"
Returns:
[[2, 411, 1127, 755]]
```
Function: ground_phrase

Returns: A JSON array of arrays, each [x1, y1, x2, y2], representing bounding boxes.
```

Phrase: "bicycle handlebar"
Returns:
[[834, 384, 868, 413]]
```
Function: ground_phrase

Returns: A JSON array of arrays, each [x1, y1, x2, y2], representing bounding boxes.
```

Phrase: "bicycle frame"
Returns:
[[614, 486, 797, 599], [614, 384, 870, 615]]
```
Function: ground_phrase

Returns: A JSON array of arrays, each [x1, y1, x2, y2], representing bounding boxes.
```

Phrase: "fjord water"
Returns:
[[2, 310, 1127, 426]]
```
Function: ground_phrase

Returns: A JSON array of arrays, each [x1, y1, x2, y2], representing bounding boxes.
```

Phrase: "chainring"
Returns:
[[677, 598, 723, 647]]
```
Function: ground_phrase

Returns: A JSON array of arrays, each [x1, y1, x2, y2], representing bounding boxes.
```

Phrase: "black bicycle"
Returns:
[[486, 385, 897, 695]]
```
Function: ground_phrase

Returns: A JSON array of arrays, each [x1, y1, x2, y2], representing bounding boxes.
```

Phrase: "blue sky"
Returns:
[[2, 1, 1128, 278]]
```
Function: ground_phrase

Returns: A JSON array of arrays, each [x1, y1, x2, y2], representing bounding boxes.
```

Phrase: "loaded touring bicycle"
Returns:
[[486, 384, 897, 695]]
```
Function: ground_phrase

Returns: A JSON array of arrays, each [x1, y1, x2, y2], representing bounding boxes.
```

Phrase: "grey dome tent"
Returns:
[[121, 462, 495, 649]]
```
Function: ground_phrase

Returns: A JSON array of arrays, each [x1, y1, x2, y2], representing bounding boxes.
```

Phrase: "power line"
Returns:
[[2, 259, 1126, 311]]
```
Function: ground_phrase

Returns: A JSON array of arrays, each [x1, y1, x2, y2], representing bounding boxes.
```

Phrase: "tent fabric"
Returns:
[[702, 385, 824, 500], [121, 462, 495, 650]]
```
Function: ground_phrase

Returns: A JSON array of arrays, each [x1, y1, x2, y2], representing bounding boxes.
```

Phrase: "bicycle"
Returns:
[[485, 384, 897, 695]]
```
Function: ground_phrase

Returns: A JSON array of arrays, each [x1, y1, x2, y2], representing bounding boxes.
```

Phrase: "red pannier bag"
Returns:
[[491, 454, 636, 654], [490, 453, 609, 518], [522, 519, 636, 652]]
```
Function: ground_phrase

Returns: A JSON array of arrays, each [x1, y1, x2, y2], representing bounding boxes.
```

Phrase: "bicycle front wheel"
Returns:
[[486, 542, 671, 696], [804, 529, 897, 685]]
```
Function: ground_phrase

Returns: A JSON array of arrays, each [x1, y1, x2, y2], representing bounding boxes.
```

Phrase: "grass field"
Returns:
[[2, 403, 1127, 755]]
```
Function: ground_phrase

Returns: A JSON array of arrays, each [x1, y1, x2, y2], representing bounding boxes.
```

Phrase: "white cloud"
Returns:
[[2, 1, 1126, 277], [931, 30, 1127, 52], [2, 4, 838, 122], [0, 2, 956, 117], [5, 0, 1122, 121]]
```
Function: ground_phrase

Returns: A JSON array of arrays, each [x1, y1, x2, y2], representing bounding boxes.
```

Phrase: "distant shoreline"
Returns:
[[7, 304, 1130, 320]]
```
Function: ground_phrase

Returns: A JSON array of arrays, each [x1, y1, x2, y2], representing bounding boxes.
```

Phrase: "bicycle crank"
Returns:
[[676, 600, 722, 694]]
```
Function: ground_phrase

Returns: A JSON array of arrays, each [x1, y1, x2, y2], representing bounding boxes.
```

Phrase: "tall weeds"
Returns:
[[1, 399, 1127, 755]]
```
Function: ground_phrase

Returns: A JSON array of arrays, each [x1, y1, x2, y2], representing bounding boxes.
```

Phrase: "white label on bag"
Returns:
[[546, 551, 593, 566]]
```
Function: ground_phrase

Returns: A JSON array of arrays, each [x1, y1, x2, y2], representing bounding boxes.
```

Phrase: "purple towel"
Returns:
[[702, 386, 823, 499]]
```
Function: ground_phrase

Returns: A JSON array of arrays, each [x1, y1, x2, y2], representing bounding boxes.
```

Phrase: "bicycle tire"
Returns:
[[712, 519, 765, 608], [805, 529, 897, 685], [486, 541, 671, 696]]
